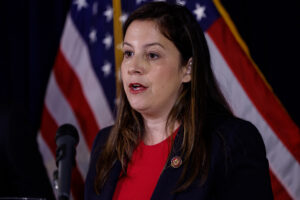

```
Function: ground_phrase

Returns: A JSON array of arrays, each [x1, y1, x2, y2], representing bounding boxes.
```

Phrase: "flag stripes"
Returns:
[[39, 11, 115, 199], [53, 49, 99, 149], [213, 0, 273, 90], [60, 15, 114, 131], [40, 105, 85, 200], [37, 133, 57, 185], [45, 72, 90, 177], [70, 167, 85, 200], [40, 106, 58, 160], [270, 170, 293, 200]]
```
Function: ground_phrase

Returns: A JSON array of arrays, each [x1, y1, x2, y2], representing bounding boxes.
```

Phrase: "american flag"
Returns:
[[37, 0, 300, 199]]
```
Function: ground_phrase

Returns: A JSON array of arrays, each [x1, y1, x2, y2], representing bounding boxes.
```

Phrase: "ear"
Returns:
[[182, 58, 192, 83]]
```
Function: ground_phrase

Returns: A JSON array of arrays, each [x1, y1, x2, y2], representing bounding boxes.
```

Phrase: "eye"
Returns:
[[123, 50, 134, 58], [147, 52, 159, 60]]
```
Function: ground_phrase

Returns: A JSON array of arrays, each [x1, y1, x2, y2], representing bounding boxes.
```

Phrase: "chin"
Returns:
[[128, 97, 146, 109], [128, 102, 150, 114], [130, 105, 148, 113]]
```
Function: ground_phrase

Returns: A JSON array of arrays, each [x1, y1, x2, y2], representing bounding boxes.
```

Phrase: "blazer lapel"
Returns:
[[151, 126, 184, 200], [151, 164, 184, 200], [99, 127, 185, 200], [98, 161, 122, 200], [98, 155, 183, 200]]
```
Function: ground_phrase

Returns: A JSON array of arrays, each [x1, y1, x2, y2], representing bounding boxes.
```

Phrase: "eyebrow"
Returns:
[[123, 42, 165, 49]]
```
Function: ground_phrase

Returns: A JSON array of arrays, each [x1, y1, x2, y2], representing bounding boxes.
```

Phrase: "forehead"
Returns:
[[123, 20, 183, 62], [124, 20, 166, 43]]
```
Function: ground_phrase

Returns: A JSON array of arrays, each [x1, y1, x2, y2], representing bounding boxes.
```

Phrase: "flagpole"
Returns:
[[113, 0, 123, 98]]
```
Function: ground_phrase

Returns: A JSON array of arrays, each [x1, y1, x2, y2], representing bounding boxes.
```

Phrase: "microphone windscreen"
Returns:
[[55, 124, 79, 145]]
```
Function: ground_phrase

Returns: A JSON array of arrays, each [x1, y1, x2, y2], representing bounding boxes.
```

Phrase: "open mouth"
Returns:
[[129, 83, 147, 93]]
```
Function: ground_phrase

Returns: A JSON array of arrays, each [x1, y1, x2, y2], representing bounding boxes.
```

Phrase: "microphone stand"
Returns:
[[53, 124, 79, 200], [54, 141, 77, 200]]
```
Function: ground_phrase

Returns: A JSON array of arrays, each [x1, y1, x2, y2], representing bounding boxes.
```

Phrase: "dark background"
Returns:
[[221, 0, 300, 125], [0, 0, 299, 198], [0, 0, 71, 198]]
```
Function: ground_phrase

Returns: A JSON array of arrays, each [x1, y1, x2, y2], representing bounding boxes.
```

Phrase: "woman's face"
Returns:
[[121, 20, 191, 118]]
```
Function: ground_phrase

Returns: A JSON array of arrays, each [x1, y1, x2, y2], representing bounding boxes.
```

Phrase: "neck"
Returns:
[[142, 115, 179, 145]]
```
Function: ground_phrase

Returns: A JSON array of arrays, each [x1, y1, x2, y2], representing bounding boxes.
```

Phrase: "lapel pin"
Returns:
[[171, 156, 182, 168]]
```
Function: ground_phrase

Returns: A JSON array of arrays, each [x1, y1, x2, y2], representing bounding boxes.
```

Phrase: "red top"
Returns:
[[112, 128, 179, 200]]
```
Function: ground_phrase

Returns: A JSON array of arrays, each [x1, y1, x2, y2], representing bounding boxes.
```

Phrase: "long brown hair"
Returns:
[[94, 2, 232, 194]]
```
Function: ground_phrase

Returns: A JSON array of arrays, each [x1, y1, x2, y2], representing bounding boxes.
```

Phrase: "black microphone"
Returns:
[[55, 124, 79, 200]]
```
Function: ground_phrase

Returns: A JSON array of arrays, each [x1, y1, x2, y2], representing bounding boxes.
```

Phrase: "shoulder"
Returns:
[[90, 126, 113, 160], [208, 117, 273, 199], [84, 125, 113, 199], [211, 117, 266, 156], [92, 126, 113, 149]]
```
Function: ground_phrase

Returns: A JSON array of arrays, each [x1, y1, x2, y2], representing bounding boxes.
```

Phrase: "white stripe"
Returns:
[[206, 33, 300, 199], [37, 133, 57, 196], [60, 14, 114, 129], [44, 72, 91, 180]]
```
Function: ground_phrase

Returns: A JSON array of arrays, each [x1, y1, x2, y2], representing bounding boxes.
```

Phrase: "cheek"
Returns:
[[120, 64, 126, 80], [152, 66, 182, 90], [162, 62, 182, 80], [120, 71, 128, 93]]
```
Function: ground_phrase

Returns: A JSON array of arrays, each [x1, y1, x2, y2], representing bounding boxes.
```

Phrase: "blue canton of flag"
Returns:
[[71, 0, 116, 111]]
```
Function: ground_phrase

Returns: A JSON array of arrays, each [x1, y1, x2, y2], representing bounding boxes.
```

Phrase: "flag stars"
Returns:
[[73, 0, 88, 11], [136, 0, 146, 4], [92, 2, 98, 15], [102, 61, 112, 77], [103, 6, 113, 22], [102, 34, 113, 50], [89, 28, 97, 43], [176, 0, 186, 6], [193, 3, 206, 21], [119, 13, 128, 24]]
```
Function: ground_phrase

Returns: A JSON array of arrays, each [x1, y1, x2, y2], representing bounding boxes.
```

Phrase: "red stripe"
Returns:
[[40, 105, 85, 200], [40, 105, 59, 153], [207, 18, 300, 163], [269, 170, 292, 200], [53, 49, 100, 149], [71, 167, 85, 200]]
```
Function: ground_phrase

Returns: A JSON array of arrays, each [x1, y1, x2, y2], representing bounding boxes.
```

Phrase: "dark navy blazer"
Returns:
[[84, 117, 273, 200]]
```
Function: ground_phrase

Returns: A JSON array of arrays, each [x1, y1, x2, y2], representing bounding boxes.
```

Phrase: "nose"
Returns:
[[127, 56, 145, 75]]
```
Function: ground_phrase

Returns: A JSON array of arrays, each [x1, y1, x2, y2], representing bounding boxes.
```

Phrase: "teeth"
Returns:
[[131, 84, 141, 88], [130, 83, 144, 91], [132, 85, 140, 90]]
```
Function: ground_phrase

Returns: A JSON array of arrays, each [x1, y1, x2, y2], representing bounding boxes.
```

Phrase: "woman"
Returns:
[[85, 2, 273, 199]]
